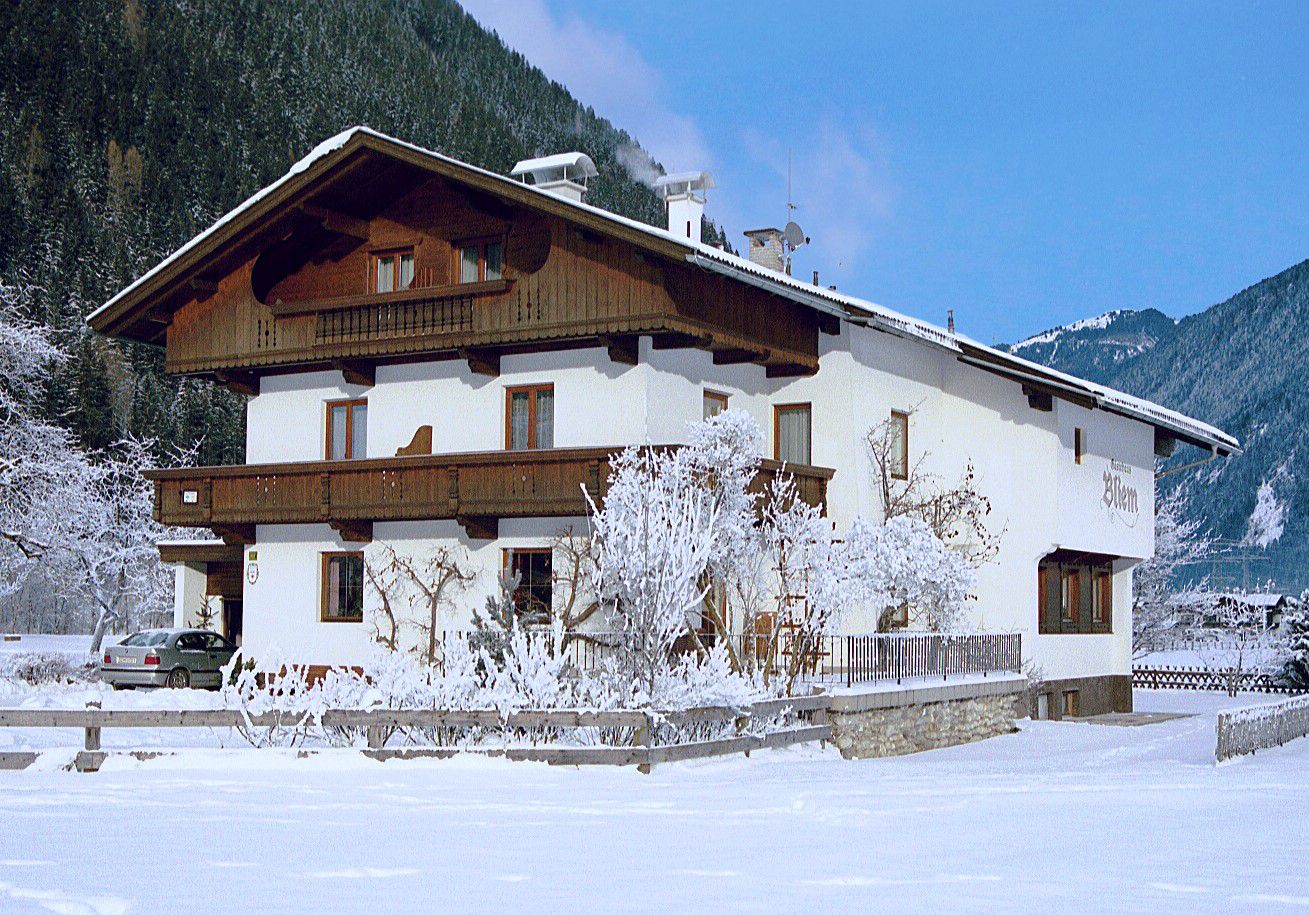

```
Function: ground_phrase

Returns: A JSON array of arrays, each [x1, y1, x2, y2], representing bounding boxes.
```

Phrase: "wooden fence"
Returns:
[[0, 695, 832, 774], [1133, 666, 1300, 695], [1216, 694, 1309, 762]]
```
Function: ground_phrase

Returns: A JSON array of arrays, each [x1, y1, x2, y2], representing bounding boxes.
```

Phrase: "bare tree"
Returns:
[[1133, 483, 1213, 658], [865, 414, 1002, 569], [364, 544, 476, 665]]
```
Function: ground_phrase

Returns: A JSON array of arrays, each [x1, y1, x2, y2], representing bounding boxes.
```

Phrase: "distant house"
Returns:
[[87, 127, 1238, 718], [1213, 592, 1294, 631]]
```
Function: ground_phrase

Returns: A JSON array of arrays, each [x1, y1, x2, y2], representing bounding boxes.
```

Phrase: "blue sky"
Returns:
[[461, 1, 1309, 344]]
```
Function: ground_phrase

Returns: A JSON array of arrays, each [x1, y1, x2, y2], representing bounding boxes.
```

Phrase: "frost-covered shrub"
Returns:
[[0, 651, 89, 686], [221, 651, 316, 748]]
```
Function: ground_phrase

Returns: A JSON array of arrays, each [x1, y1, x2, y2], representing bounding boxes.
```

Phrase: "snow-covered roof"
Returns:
[[89, 126, 1239, 456]]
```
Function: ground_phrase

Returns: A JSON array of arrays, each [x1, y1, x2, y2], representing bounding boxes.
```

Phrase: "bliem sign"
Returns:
[[1102, 459, 1140, 527]]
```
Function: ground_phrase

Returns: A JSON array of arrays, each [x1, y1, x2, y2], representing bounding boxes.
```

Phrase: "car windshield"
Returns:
[[121, 631, 171, 647]]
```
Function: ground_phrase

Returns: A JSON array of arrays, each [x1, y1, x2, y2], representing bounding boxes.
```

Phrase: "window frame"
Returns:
[[454, 236, 506, 284], [502, 547, 553, 617], [889, 410, 910, 481], [369, 246, 415, 294], [773, 402, 813, 465], [1038, 554, 1113, 635], [703, 390, 730, 420], [504, 384, 555, 450], [325, 398, 367, 461], [320, 551, 365, 623]]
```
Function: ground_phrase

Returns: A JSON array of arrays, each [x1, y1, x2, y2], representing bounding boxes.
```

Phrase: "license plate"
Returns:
[[116, 656, 135, 666]]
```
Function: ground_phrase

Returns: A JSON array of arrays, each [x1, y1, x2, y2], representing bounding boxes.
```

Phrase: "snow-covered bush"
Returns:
[[0, 651, 90, 687]]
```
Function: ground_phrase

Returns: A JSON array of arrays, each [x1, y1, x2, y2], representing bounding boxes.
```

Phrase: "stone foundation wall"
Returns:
[[827, 676, 1026, 759]]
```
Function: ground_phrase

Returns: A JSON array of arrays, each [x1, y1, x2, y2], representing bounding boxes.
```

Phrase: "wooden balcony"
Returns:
[[144, 448, 834, 544]]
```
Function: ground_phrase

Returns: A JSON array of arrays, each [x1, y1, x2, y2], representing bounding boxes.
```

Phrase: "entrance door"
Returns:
[[223, 600, 244, 646]]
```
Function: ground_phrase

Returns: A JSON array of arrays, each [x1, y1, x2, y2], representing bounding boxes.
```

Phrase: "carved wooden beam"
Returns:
[[189, 277, 219, 300], [457, 514, 498, 541], [331, 358, 375, 388], [1022, 385, 1054, 412], [599, 334, 639, 366], [299, 204, 370, 241], [651, 332, 712, 351], [458, 348, 500, 378], [329, 520, 373, 543], [765, 362, 819, 379], [211, 524, 256, 546], [713, 348, 769, 366], [213, 370, 259, 398], [396, 425, 433, 457]]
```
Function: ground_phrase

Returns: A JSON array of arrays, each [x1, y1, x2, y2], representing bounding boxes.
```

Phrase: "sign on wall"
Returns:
[[1101, 460, 1140, 528]]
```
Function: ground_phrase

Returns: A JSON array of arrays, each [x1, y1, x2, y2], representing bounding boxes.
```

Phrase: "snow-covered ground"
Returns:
[[1, 689, 1307, 914]]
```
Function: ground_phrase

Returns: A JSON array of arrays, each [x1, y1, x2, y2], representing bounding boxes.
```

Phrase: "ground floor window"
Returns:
[[1062, 690, 1080, 718], [1038, 550, 1114, 634], [504, 548, 552, 618], [321, 552, 364, 622]]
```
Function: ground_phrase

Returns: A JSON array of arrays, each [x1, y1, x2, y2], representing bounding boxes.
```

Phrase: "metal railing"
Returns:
[[447, 629, 1022, 689]]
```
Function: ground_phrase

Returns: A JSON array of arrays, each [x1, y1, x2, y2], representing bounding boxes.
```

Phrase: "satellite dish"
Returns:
[[783, 221, 807, 249]]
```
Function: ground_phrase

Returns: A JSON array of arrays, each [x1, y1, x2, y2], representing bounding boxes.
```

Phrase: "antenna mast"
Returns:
[[781, 148, 807, 275]]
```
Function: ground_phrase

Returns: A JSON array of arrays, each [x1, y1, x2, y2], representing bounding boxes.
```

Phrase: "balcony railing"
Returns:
[[144, 447, 833, 543]]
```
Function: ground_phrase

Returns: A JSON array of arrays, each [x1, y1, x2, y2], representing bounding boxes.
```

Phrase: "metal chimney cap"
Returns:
[[654, 171, 714, 198], [510, 152, 599, 184]]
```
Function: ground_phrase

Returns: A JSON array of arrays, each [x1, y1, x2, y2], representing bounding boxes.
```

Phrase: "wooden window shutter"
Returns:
[[1076, 567, 1092, 633], [1038, 563, 1059, 634]]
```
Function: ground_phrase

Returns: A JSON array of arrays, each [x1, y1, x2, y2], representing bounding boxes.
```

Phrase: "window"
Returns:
[[1092, 568, 1112, 626], [504, 548, 552, 617], [321, 553, 364, 622], [506, 384, 554, 450], [703, 390, 729, 420], [176, 633, 207, 651], [326, 399, 367, 460], [1062, 690, 1080, 719], [1038, 552, 1113, 634], [774, 403, 812, 465], [456, 239, 505, 284], [889, 410, 910, 480], [372, 248, 415, 294], [1074, 427, 1087, 464]]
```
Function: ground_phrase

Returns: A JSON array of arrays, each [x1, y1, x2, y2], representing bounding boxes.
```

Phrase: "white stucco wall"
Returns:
[[231, 325, 1159, 681]]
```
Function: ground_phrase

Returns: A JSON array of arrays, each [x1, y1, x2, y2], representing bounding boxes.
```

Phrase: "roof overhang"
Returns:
[[89, 126, 1240, 458]]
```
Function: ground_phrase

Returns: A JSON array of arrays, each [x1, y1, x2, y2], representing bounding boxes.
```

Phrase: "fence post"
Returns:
[[634, 711, 654, 775], [84, 701, 101, 752]]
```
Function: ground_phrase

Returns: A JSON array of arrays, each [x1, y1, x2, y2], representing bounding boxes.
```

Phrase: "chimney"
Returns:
[[743, 228, 786, 273], [655, 171, 714, 243], [510, 152, 599, 203]]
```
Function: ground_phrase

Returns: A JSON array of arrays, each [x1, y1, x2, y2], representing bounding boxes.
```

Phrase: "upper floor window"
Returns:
[[321, 552, 364, 622], [372, 248, 415, 294], [774, 403, 812, 465], [1074, 427, 1087, 464], [326, 398, 367, 460], [457, 239, 504, 284], [1038, 552, 1113, 634], [889, 410, 910, 480], [703, 390, 729, 420], [506, 384, 554, 450]]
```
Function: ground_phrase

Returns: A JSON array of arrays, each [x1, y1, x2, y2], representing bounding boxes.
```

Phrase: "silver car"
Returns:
[[100, 628, 238, 689]]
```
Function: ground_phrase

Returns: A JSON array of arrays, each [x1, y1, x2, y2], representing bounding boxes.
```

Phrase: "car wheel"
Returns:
[[111, 683, 129, 691], [166, 667, 190, 689]]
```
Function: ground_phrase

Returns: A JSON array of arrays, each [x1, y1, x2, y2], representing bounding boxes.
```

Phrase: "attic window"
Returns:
[[372, 248, 414, 294], [457, 239, 504, 284]]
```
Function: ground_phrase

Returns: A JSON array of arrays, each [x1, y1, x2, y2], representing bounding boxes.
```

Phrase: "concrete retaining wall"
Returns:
[[827, 675, 1026, 759]]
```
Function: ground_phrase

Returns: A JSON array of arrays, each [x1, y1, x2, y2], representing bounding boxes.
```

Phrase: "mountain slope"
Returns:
[[1002, 260, 1309, 593], [0, 0, 723, 464]]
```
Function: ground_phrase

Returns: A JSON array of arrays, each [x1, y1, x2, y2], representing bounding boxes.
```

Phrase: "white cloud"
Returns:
[[459, 0, 714, 179], [738, 121, 895, 278]]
